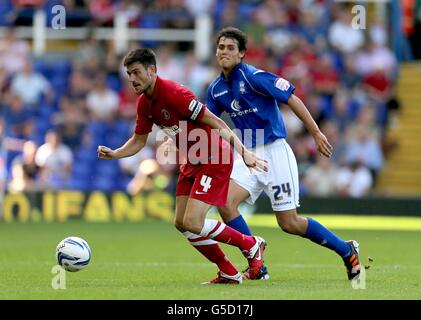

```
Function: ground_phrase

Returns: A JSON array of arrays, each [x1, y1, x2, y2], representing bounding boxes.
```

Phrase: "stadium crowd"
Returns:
[[1, 0, 416, 198]]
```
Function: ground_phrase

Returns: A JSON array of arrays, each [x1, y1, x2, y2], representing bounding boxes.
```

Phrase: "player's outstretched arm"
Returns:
[[199, 109, 268, 172], [287, 94, 333, 158], [97, 133, 148, 160]]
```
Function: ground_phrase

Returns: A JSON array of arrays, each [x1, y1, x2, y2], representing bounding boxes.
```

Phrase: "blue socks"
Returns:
[[226, 215, 252, 236], [304, 217, 351, 258], [227, 215, 351, 260]]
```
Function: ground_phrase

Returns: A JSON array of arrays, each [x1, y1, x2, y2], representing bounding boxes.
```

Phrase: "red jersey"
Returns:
[[135, 77, 231, 176]]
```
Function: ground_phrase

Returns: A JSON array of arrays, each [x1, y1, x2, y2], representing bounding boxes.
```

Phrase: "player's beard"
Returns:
[[133, 82, 148, 95]]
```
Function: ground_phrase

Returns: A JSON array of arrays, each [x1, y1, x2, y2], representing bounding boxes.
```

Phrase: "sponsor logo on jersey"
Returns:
[[275, 200, 292, 206], [230, 99, 241, 112], [229, 107, 258, 118], [214, 90, 228, 98], [274, 77, 290, 91], [159, 124, 182, 136]]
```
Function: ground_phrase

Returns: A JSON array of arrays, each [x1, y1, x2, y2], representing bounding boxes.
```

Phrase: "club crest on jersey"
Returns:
[[230, 99, 241, 112], [161, 109, 171, 120], [239, 81, 246, 94], [275, 77, 290, 91]]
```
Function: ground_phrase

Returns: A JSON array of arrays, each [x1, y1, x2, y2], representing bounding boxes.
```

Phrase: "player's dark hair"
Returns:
[[216, 27, 248, 52], [123, 48, 157, 72]]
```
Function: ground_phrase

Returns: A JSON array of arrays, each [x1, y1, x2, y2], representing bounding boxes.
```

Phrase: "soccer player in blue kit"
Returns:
[[206, 27, 361, 281]]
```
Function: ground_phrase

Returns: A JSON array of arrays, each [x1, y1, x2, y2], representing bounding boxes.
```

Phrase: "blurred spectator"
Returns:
[[311, 53, 339, 106], [126, 158, 171, 195], [345, 126, 384, 183], [184, 0, 214, 17], [254, 0, 283, 29], [299, 9, 325, 45], [328, 8, 364, 54], [88, 0, 115, 26], [126, 135, 177, 195], [10, 61, 53, 110], [155, 44, 184, 83], [410, 0, 421, 59], [8, 0, 43, 25], [60, 0, 92, 27], [243, 34, 269, 69], [86, 73, 119, 122], [291, 133, 316, 176], [320, 120, 347, 166], [336, 161, 373, 198], [35, 129, 74, 189], [331, 90, 353, 133], [362, 62, 392, 105], [104, 38, 123, 78], [180, 50, 213, 97], [162, 0, 195, 30], [8, 140, 41, 192], [119, 145, 155, 178], [304, 92, 326, 126], [52, 97, 87, 150], [73, 30, 106, 69], [3, 94, 34, 139], [384, 84, 401, 130], [0, 66, 11, 102], [118, 79, 138, 120], [265, 9, 294, 56], [277, 40, 316, 103], [0, 26, 30, 76], [65, 69, 92, 111], [115, 0, 142, 27], [303, 156, 338, 196], [281, 107, 304, 140], [218, 0, 244, 29], [369, 15, 388, 47], [355, 42, 397, 79], [347, 104, 382, 143], [340, 55, 362, 90]]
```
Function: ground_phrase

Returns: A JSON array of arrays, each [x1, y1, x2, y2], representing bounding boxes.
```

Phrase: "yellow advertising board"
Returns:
[[1, 191, 174, 223]]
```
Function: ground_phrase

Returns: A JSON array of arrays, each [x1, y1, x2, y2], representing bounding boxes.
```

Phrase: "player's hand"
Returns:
[[97, 145, 117, 160], [242, 148, 268, 172], [160, 137, 176, 156], [313, 131, 333, 158]]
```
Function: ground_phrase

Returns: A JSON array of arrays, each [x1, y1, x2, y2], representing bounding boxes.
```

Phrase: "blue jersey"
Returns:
[[206, 62, 295, 148]]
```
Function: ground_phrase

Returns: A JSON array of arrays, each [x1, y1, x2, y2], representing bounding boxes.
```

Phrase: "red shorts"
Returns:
[[176, 160, 233, 207]]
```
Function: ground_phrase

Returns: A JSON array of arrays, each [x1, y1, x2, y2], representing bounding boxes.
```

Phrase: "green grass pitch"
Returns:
[[1, 215, 421, 300]]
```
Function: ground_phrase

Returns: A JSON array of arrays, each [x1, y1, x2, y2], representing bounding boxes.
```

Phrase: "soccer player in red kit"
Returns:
[[97, 48, 267, 284]]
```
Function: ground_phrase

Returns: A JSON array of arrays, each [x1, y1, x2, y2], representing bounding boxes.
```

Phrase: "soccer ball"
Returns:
[[56, 236, 92, 272]]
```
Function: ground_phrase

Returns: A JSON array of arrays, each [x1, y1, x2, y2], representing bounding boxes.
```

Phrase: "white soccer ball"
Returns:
[[56, 236, 92, 272]]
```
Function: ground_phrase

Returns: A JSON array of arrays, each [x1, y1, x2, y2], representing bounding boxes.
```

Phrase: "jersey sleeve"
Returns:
[[173, 86, 207, 122], [206, 86, 224, 117], [134, 98, 153, 135], [249, 71, 295, 104]]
